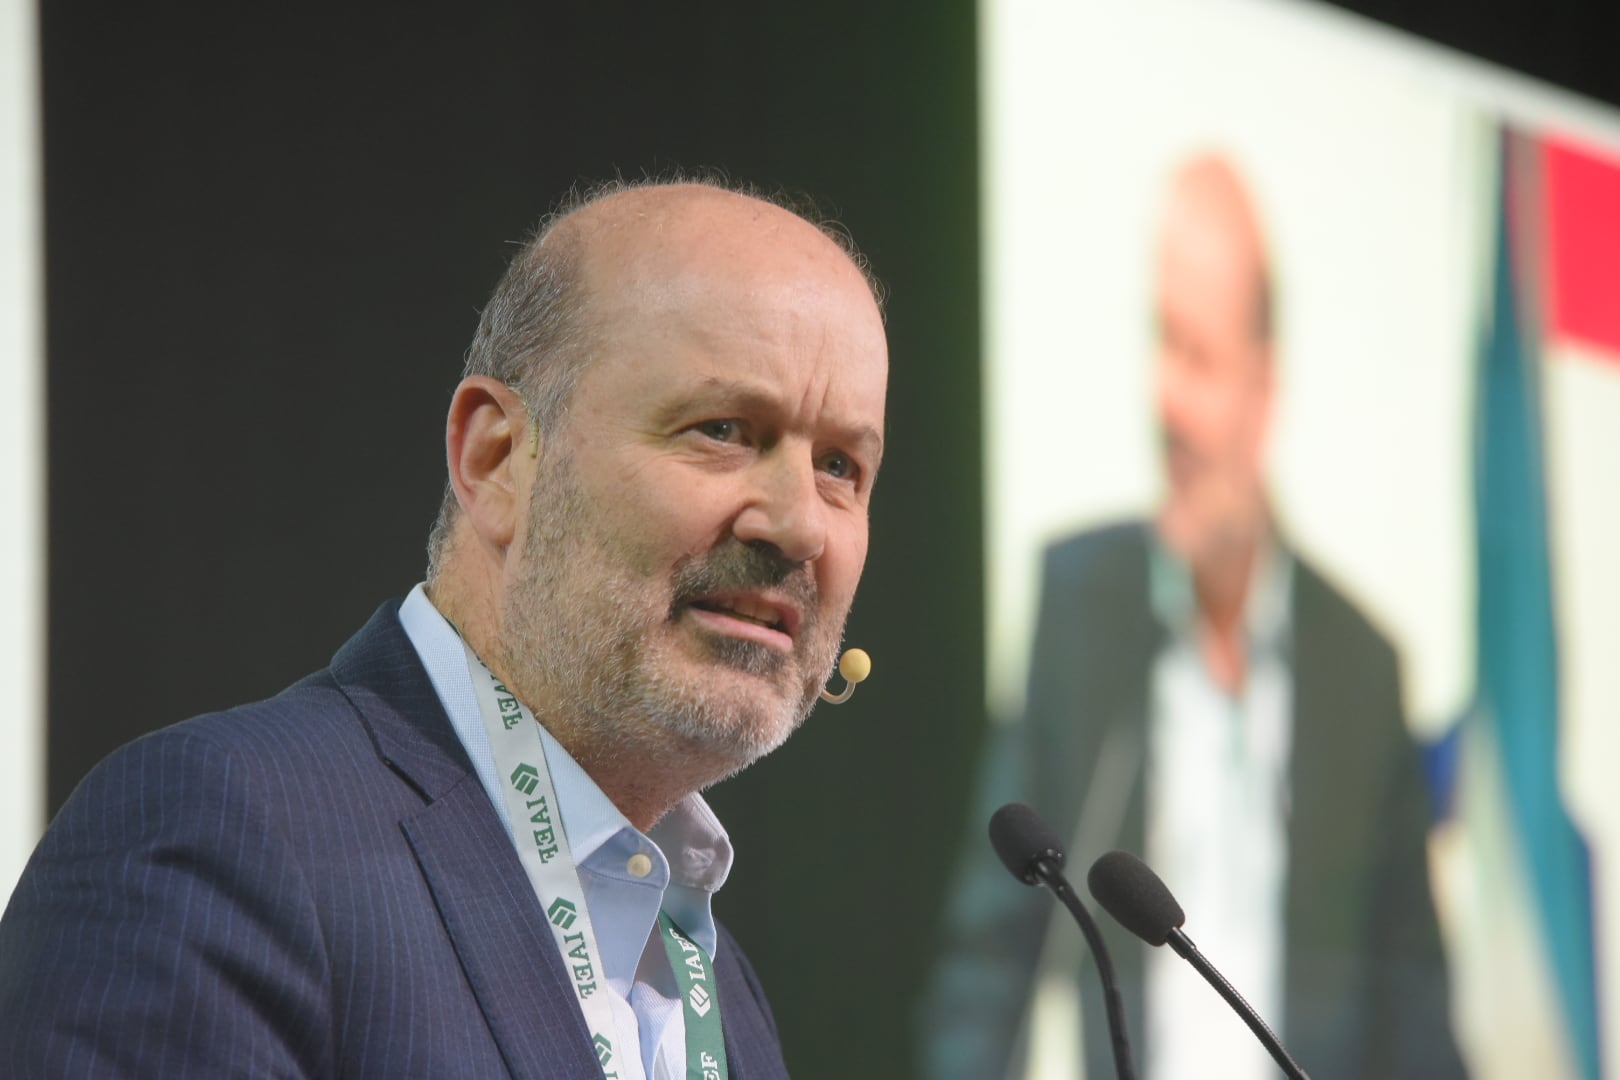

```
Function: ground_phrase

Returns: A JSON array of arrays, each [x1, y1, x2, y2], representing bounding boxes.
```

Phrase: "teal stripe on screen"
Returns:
[[1474, 131, 1602, 1080]]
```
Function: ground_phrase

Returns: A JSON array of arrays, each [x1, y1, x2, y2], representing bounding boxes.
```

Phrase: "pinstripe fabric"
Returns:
[[0, 601, 791, 1078]]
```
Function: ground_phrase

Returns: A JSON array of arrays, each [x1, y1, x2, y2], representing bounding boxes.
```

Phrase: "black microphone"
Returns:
[[1087, 850, 1311, 1080], [988, 803, 1136, 1080]]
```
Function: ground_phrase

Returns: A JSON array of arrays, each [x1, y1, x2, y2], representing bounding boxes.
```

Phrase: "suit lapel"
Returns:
[[402, 781, 601, 1078], [330, 603, 601, 1079]]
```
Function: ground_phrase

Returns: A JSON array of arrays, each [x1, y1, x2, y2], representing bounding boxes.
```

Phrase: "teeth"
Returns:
[[733, 597, 773, 624], [706, 596, 781, 630]]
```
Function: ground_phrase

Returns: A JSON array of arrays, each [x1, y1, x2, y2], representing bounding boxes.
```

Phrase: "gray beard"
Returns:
[[495, 449, 840, 781]]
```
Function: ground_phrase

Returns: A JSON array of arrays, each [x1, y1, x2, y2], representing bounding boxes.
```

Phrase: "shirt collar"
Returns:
[[1148, 530, 1292, 654], [651, 795, 733, 894], [396, 584, 733, 939]]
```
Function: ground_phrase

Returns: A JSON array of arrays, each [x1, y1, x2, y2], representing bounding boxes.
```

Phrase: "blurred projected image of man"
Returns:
[[923, 155, 1466, 1080]]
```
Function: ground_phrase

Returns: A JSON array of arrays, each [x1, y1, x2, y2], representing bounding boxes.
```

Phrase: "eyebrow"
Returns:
[[659, 376, 885, 469]]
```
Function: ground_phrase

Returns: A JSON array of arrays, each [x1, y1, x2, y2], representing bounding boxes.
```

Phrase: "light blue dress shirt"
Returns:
[[1143, 540, 1292, 1080], [398, 584, 735, 1080]]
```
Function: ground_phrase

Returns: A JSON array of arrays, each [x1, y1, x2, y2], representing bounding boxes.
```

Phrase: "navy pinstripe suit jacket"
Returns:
[[0, 601, 792, 1078]]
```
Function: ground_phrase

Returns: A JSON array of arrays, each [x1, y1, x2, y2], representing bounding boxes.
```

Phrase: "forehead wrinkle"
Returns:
[[651, 376, 784, 426], [792, 357, 886, 467]]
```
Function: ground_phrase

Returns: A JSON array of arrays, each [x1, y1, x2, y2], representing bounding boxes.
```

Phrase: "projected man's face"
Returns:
[[1151, 160, 1274, 574]]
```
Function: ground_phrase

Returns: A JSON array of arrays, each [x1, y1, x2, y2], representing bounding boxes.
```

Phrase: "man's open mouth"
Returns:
[[687, 595, 791, 635]]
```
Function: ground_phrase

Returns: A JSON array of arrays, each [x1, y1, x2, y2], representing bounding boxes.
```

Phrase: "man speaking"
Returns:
[[0, 179, 888, 1078]]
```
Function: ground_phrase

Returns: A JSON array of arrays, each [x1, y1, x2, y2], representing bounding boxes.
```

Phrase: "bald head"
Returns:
[[426, 177, 884, 580], [563, 184, 883, 365], [562, 182, 868, 277], [1160, 154, 1272, 345], [470, 179, 879, 430]]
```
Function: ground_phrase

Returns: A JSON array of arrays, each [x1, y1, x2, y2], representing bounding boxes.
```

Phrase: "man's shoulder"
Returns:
[[1290, 550, 1399, 667], [1041, 519, 1152, 595], [59, 669, 375, 829], [143, 669, 363, 763]]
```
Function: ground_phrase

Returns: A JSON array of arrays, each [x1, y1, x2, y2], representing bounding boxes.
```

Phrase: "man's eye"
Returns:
[[820, 451, 858, 482], [694, 419, 741, 442]]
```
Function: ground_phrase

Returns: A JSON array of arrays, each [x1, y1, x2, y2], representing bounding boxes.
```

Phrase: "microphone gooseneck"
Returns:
[[1086, 850, 1312, 1080], [988, 804, 1136, 1080]]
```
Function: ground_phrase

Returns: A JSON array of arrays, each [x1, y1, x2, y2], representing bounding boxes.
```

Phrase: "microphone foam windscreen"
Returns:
[[988, 802, 1067, 885], [1086, 850, 1186, 946]]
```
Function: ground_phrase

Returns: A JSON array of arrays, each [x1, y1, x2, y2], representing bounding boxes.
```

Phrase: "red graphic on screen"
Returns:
[[1544, 135, 1620, 361]]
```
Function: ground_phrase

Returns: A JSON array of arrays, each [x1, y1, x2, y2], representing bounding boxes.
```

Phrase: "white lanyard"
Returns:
[[463, 641, 729, 1080]]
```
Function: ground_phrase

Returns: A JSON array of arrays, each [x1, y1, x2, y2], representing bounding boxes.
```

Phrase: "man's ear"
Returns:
[[445, 376, 534, 551]]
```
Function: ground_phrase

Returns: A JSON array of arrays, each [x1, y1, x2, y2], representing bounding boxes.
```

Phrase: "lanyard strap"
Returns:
[[463, 642, 729, 1080], [659, 911, 730, 1080]]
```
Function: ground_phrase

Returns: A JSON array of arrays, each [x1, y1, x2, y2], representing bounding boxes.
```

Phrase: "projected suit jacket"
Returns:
[[0, 601, 790, 1079], [924, 522, 1465, 1080]]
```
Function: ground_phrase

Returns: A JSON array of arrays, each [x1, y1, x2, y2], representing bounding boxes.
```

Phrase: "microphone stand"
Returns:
[[1164, 928, 1311, 1080], [1032, 859, 1137, 1080]]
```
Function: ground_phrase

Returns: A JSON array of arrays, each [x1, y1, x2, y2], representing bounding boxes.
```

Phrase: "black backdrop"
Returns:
[[40, 2, 1617, 1076]]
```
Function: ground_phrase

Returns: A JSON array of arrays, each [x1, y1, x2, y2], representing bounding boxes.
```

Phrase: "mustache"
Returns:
[[669, 540, 818, 627]]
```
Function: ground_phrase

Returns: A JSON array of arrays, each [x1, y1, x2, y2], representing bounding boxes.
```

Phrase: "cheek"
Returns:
[[818, 522, 870, 606], [1222, 391, 1268, 462], [615, 473, 738, 569], [1161, 367, 1222, 441], [1201, 383, 1252, 452]]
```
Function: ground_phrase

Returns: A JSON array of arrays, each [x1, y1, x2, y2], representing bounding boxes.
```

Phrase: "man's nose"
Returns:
[[731, 451, 827, 565]]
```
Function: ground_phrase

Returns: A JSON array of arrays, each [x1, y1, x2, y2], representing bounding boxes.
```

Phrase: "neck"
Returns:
[[1193, 542, 1254, 635], [426, 572, 717, 834], [424, 557, 502, 669], [1190, 506, 1270, 623], [557, 736, 704, 833], [1191, 526, 1264, 695]]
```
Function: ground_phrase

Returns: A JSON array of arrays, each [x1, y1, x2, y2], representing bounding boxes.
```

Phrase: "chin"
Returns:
[[638, 616, 838, 764], [706, 678, 807, 752], [639, 655, 809, 769]]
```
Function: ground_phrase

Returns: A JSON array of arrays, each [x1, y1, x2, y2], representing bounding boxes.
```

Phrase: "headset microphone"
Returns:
[[819, 648, 871, 704]]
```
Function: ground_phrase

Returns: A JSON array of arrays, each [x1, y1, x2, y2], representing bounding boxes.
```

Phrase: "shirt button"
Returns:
[[627, 853, 653, 878]]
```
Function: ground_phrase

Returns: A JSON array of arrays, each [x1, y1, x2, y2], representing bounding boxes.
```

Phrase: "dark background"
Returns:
[[40, 1, 1617, 1075]]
